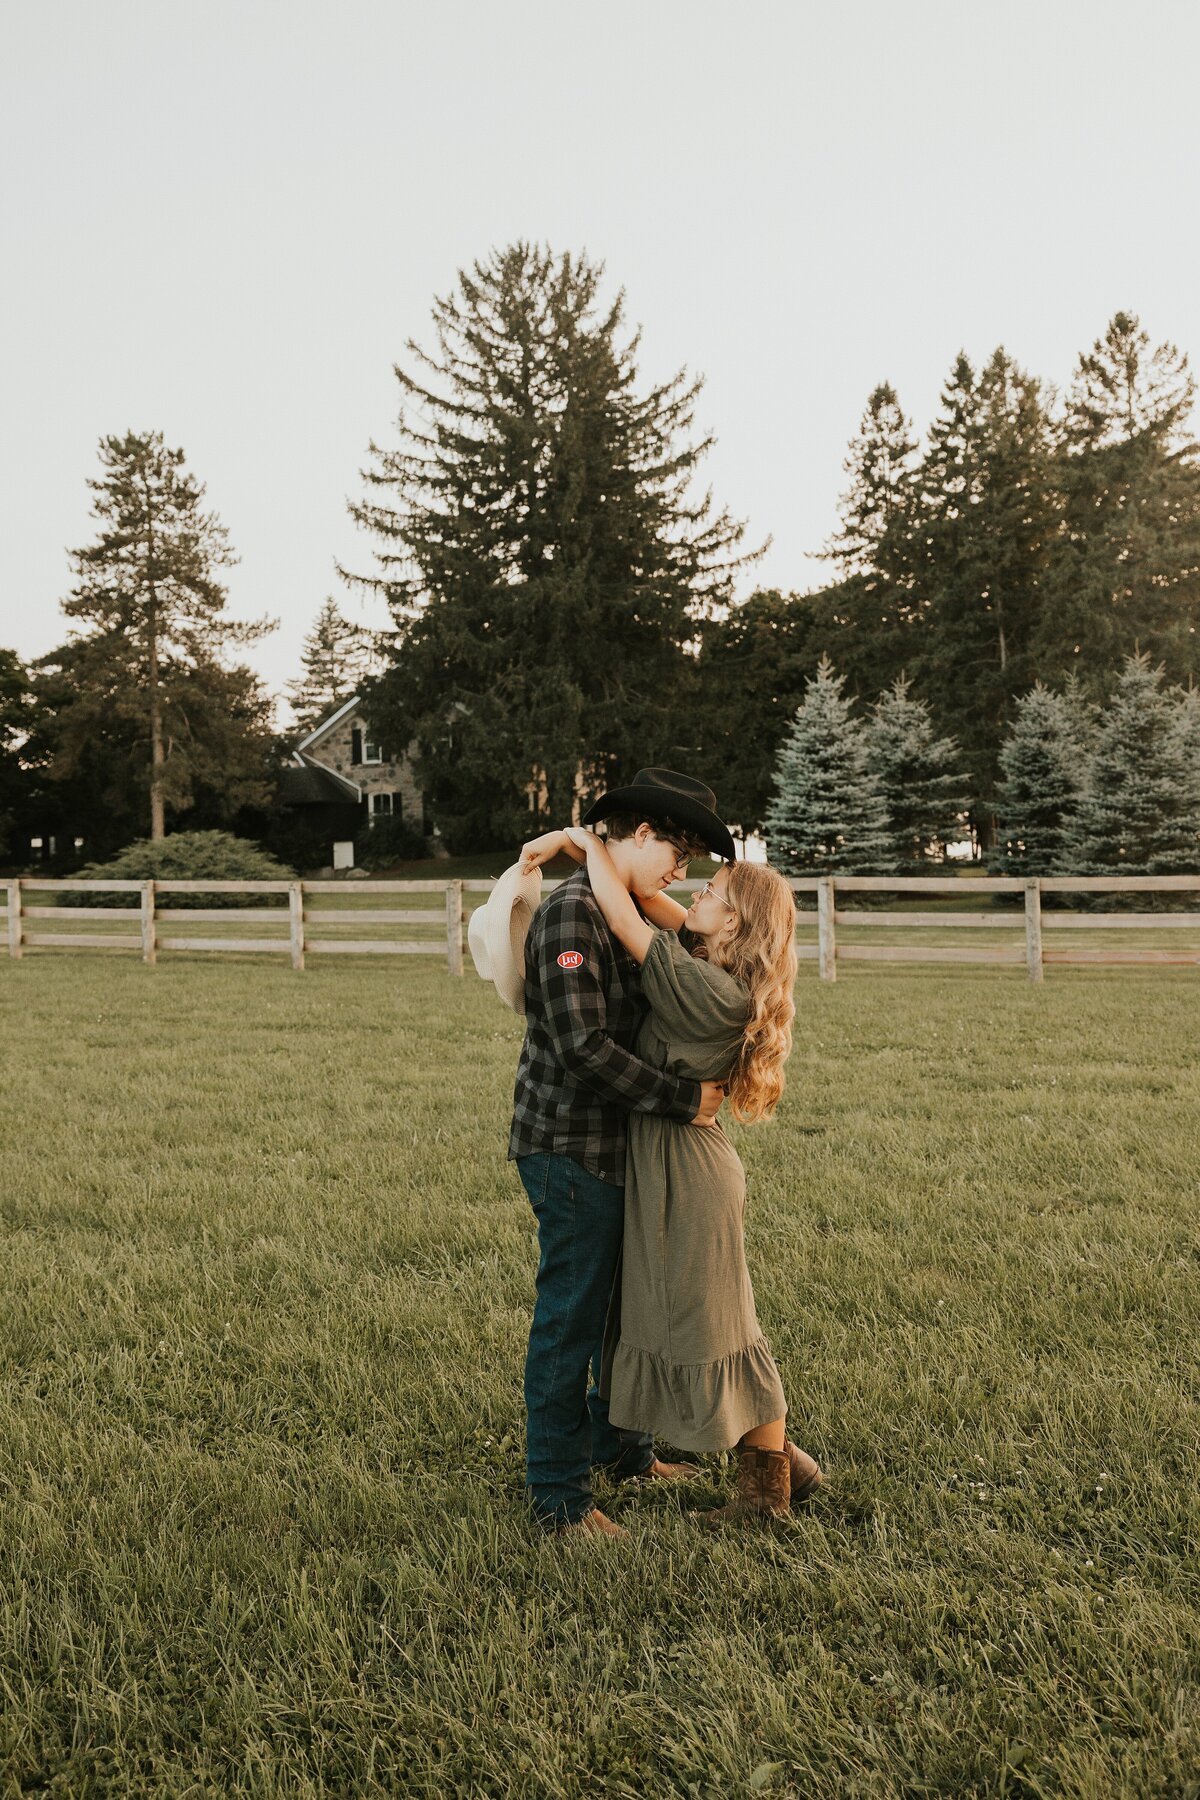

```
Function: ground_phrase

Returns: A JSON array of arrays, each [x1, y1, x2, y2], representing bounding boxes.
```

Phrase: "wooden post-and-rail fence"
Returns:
[[1, 878, 467, 974], [3, 874, 1199, 979], [799, 874, 1200, 980]]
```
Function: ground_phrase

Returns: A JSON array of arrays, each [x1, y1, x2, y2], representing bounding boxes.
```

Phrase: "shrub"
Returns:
[[259, 815, 345, 876], [59, 831, 296, 908], [353, 817, 429, 870]]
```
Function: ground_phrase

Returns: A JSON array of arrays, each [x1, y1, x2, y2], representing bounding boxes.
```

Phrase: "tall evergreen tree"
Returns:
[[56, 431, 275, 840], [764, 655, 891, 873], [1040, 312, 1200, 688], [810, 384, 924, 708], [991, 677, 1093, 873], [826, 383, 919, 582], [907, 349, 1057, 812], [864, 674, 970, 868], [345, 243, 758, 851], [287, 598, 376, 732], [1064, 652, 1200, 875]]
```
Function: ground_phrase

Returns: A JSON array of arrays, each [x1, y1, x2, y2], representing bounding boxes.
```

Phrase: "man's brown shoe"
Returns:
[[554, 1507, 628, 1540], [622, 1457, 697, 1484], [786, 1441, 823, 1501]]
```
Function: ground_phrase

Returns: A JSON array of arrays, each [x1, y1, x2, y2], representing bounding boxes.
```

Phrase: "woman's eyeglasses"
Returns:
[[694, 879, 735, 910]]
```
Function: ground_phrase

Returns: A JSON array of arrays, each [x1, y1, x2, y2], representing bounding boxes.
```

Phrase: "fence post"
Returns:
[[289, 881, 305, 972], [140, 879, 157, 965], [445, 880, 463, 976], [1024, 878, 1044, 983], [817, 877, 836, 982], [6, 879, 22, 960]]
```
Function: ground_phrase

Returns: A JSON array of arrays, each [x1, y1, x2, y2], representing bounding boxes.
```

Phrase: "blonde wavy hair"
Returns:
[[695, 861, 797, 1123]]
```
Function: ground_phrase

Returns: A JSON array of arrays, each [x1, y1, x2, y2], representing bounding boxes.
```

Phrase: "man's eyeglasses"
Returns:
[[694, 879, 735, 910], [659, 839, 696, 876]]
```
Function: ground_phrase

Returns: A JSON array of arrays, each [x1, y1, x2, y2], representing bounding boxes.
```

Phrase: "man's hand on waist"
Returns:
[[690, 1081, 725, 1128]]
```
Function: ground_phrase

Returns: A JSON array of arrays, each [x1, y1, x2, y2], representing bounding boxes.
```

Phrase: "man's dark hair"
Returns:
[[600, 811, 710, 859]]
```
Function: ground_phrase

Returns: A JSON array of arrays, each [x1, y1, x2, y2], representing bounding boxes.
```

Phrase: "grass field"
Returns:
[[2, 954, 1198, 1798]]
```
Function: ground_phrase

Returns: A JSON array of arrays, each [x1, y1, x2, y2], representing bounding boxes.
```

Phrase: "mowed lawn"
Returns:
[[1, 953, 1198, 1799]]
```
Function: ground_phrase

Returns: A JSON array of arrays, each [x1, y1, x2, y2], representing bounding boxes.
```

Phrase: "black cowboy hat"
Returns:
[[582, 768, 736, 862]]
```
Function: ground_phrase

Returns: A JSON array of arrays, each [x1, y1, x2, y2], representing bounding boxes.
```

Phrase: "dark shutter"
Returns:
[[393, 791, 403, 820], [350, 728, 362, 765]]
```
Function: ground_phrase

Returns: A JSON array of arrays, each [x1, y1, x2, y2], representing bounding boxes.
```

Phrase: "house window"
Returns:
[[363, 739, 384, 764], [369, 792, 402, 821]]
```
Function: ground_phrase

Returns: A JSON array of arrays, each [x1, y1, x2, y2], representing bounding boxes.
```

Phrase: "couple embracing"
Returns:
[[488, 767, 822, 1538]]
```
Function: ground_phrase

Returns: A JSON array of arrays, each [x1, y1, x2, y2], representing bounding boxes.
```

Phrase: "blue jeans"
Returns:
[[517, 1153, 654, 1527]]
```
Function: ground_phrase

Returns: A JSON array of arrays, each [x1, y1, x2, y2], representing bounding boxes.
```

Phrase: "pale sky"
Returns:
[[3, 0, 1198, 723]]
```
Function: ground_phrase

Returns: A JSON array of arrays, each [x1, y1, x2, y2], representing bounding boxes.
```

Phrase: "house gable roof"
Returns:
[[296, 694, 361, 752], [279, 752, 362, 806]]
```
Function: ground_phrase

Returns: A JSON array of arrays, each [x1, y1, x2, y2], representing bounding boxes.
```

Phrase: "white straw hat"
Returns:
[[467, 861, 544, 1013]]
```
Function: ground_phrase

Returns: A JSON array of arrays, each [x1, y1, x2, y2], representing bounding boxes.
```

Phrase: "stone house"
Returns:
[[280, 695, 432, 848]]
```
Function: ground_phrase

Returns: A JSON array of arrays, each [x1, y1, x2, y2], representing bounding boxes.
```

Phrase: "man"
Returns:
[[509, 768, 738, 1538]]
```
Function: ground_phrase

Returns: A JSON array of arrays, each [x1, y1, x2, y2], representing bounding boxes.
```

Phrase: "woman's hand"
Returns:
[[517, 830, 567, 876]]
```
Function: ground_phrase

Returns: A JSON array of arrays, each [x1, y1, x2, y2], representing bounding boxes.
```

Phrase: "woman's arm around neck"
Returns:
[[565, 828, 655, 964]]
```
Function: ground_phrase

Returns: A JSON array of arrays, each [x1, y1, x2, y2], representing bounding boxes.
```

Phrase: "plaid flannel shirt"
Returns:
[[508, 868, 703, 1184]]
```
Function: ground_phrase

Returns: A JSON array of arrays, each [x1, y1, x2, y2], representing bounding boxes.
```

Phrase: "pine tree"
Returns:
[[864, 675, 970, 868], [907, 349, 1057, 813], [826, 383, 918, 581], [1064, 652, 1200, 875], [56, 431, 275, 840], [287, 598, 376, 732], [345, 243, 759, 852], [764, 655, 891, 873], [991, 678, 1093, 873], [813, 384, 923, 707], [1042, 313, 1200, 687]]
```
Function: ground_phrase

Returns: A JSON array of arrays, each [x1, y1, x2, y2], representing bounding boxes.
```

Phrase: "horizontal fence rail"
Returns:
[[2, 877, 465, 974], [2, 874, 1198, 979], [812, 874, 1200, 981]]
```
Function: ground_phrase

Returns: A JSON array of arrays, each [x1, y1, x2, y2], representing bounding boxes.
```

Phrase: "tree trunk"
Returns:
[[148, 586, 165, 840], [995, 590, 1008, 673]]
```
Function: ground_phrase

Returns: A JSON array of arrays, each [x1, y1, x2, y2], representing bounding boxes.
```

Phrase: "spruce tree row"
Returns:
[[993, 653, 1200, 877], [765, 651, 1200, 878], [764, 658, 967, 874]]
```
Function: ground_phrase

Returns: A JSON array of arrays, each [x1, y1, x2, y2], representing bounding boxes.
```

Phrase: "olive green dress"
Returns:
[[599, 928, 788, 1452]]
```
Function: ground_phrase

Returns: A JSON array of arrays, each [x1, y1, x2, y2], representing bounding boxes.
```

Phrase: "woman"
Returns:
[[519, 824, 821, 1524]]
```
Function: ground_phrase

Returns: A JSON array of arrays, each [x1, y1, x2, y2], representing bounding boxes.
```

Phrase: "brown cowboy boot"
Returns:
[[786, 1440, 823, 1501], [554, 1507, 628, 1540], [697, 1443, 790, 1525]]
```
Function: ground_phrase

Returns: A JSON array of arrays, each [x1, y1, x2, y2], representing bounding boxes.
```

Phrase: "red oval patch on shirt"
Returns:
[[557, 950, 584, 969]]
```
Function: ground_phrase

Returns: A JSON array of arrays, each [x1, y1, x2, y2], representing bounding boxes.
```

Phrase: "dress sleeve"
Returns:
[[638, 929, 748, 1044]]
